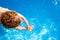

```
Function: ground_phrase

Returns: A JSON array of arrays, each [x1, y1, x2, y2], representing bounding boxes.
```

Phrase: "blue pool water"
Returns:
[[0, 0, 60, 40]]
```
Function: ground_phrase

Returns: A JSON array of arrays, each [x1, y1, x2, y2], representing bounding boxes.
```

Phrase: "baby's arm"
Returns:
[[18, 13, 30, 26], [14, 13, 30, 30], [13, 11, 33, 30], [15, 25, 27, 30], [17, 13, 33, 31]]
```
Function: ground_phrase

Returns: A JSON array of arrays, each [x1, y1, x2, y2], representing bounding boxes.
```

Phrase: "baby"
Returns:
[[0, 7, 33, 31]]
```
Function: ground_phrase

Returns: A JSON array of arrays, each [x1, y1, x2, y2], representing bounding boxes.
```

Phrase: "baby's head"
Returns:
[[1, 11, 21, 28]]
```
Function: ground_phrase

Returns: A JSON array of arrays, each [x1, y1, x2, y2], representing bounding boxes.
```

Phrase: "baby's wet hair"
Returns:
[[1, 11, 21, 28]]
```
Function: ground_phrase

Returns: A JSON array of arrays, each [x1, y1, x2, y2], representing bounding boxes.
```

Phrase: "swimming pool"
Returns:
[[0, 0, 59, 40]]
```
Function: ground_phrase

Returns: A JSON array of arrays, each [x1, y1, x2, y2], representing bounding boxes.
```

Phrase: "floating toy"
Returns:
[[28, 26, 33, 31], [28, 27, 32, 31]]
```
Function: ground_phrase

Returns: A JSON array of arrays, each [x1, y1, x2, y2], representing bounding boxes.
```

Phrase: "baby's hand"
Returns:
[[28, 25, 33, 31]]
